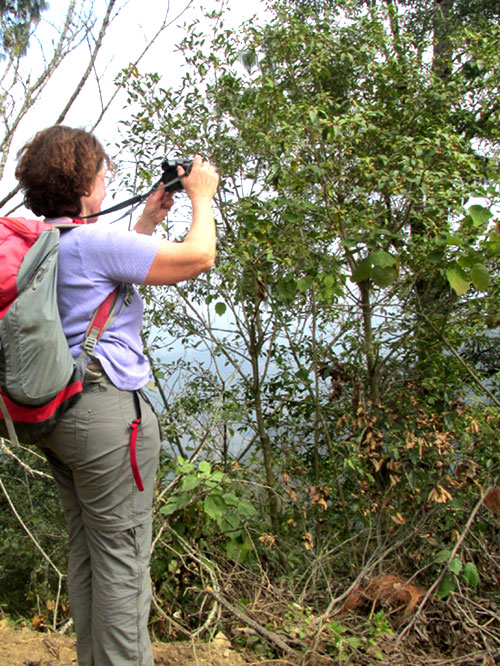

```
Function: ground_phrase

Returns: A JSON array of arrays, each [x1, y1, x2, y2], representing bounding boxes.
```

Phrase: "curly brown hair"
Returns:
[[15, 125, 111, 218]]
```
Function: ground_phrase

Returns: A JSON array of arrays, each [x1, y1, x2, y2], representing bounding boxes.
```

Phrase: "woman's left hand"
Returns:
[[134, 185, 174, 235]]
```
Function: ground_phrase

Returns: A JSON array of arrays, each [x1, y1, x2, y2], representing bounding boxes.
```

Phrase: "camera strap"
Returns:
[[80, 173, 185, 221]]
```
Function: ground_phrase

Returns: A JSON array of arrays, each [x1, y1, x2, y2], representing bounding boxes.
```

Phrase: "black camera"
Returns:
[[160, 159, 192, 192]]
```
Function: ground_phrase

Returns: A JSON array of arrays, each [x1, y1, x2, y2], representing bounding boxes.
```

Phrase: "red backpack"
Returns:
[[0, 217, 127, 445]]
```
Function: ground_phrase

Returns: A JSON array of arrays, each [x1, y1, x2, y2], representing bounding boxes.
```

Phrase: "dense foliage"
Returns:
[[120, 0, 500, 659]]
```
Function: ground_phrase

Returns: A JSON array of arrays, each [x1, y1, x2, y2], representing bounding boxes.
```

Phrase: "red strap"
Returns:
[[129, 418, 144, 491], [0, 381, 83, 422], [88, 287, 119, 335]]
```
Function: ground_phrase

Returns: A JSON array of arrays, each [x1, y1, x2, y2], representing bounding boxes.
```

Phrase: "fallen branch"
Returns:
[[159, 522, 302, 657], [206, 586, 301, 658]]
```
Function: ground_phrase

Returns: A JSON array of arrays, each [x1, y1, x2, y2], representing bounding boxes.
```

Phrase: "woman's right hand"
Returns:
[[179, 154, 219, 202], [144, 154, 218, 286]]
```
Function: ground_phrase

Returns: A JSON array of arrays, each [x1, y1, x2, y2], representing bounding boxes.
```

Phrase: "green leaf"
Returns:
[[446, 265, 470, 295], [462, 562, 479, 587], [238, 499, 258, 517], [458, 255, 474, 269], [177, 459, 194, 474], [321, 272, 335, 288], [370, 249, 396, 268], [174, 493, 192, 510], [468, 204, 492, 229], [225, 536, 251, 562], [223, 513, 241, 531], [427, 249, 444, 263], [215, 302, 227, 315], [168, 558, 179, 573], [159, 501, 178, 516], [448, 557, 463, 575], [204, 493, 227, 520], [351, 257, 372, 283], [437, 572, 456, 600], [198, 460, 211, 474], [284, 211, 301, 223], [371, 265, 398, 288], [488, 233, 500, 255], [308, 109, 318, 124], [223, 492, 239, 507], [181, 474, 200, 491], [435, 549, 452, 564], [297, 276, 313, 292], [277, 277, 297, 298], [470, 263, 489, 290]]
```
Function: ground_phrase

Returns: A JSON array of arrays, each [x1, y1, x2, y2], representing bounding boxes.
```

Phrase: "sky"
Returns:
[[3, 0, 267, 215]]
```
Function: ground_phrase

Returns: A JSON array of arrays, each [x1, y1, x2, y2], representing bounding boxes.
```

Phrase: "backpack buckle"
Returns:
[[82, 327, 99, 355], [123, 284, 134, 306]]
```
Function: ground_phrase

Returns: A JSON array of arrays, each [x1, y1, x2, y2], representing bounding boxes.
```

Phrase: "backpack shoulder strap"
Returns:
[[50, 218, 129, 358], [82, 287, 120, 357], [81, 283, 134, 358]]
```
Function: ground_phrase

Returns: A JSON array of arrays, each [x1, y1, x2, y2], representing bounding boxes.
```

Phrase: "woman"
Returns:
[[15, 125, 219, 666]]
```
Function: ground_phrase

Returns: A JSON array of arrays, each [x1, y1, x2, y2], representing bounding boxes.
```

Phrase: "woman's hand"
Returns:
[[143, 155, 218, 286], [134, 187, 174, 235], [180, 154, 219, 203]]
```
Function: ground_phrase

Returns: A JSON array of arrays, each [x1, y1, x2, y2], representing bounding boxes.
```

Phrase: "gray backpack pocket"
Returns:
[[0, 229, 75, 406]]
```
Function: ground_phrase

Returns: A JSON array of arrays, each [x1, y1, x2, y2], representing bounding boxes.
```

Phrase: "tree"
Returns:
[[120, 0, 499, 587], [0, 0, 48, 57]]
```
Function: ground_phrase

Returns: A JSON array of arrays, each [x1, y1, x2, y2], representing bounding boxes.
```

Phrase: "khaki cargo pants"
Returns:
[[41, 370, 161, 666]]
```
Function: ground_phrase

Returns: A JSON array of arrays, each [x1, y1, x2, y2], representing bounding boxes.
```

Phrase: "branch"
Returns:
[[0, 477, 64, 579], [419, 310, 500, 408], [207, 586, 302, 657], [0, 0, 79, 166], [55, 0, 118, 125], [152, 382, 229, 526], [160, 521, 301, 657], [0, 183, 21, 213], [90, 0, 196, 131], [0, 438, 52, 479], [141, 340, 187, 459], [397, 478, 498, 644]]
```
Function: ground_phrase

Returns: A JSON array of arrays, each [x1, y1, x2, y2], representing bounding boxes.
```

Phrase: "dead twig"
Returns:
[[206, 586, 302, 659], [0, 438, 52, 479], [397, 482, 497, 644], [0, 478, 64, 630], [159, 522, 303, 658]]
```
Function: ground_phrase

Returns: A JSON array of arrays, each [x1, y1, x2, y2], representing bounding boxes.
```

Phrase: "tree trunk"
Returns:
[[359, 280, 379, 404], [432, 0, 454, 82]]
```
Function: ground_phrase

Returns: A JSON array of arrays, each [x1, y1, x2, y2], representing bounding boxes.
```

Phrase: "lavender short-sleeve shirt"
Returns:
[[56, 221, 162, 390]]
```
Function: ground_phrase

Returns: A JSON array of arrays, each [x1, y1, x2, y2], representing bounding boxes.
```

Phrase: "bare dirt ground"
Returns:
[[0, 619, 250, 666]]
